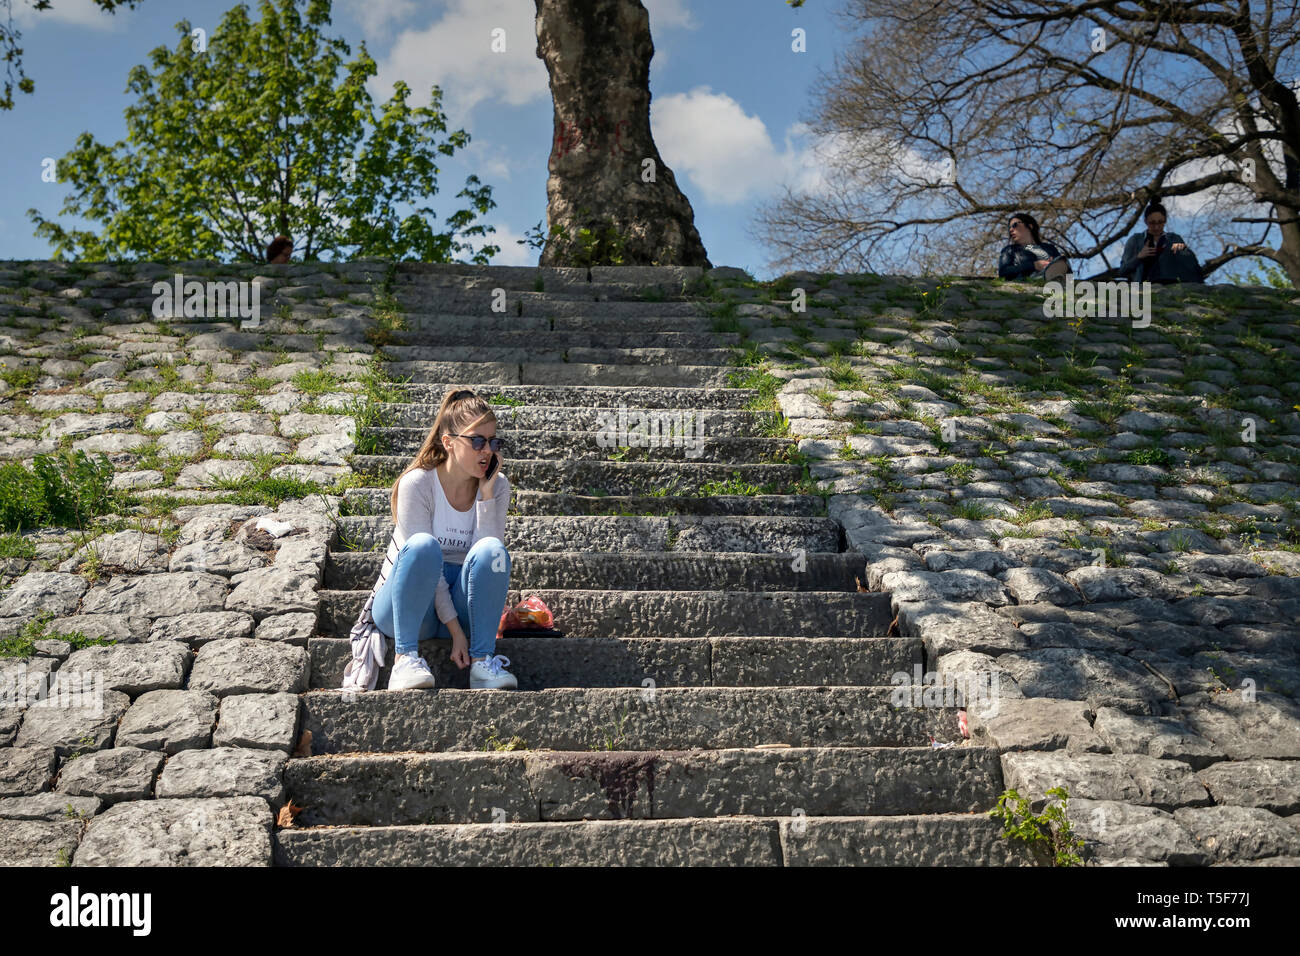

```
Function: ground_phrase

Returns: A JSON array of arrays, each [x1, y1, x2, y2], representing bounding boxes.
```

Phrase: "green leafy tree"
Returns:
[[27, 0, 498, 263], [1225, 257, 1295, 288], [2, 0, 144, 110]]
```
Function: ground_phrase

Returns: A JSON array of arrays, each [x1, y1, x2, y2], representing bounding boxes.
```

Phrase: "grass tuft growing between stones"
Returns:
[[727, 363, 783, 412], [349, 357, 408, 457], [0, 451, 118, 533], [0, 532, 39, 560], [990, 786, 1084, 867], [209, 471, 361, 508], [0, 610, 115, 658]]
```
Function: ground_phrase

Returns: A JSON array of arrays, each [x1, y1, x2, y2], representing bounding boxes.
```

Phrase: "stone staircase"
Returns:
[[277, 267, 1027, 866]]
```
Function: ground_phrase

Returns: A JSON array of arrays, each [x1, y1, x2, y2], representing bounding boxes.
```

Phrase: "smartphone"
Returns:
[[484, 453, 499, 480], [1146, 235, 1156, 247]]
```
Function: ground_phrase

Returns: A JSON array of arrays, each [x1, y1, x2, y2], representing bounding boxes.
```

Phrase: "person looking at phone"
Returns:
[[349, 387, 517, 691], [998, 212, 1069, 280], [1118, 202, 1202, 283]]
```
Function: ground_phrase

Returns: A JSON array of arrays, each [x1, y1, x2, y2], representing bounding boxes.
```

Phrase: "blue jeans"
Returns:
[[371, 533, 511, 659]]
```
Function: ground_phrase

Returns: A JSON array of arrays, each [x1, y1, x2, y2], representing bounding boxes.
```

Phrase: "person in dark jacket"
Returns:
[[998, 212, 1069, 280], [1118, 203, 1203, 283]]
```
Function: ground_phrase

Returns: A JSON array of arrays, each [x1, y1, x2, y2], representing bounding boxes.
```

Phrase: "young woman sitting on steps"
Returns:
[[998, 212, 1070, 280], [346, 388, 517, 691]]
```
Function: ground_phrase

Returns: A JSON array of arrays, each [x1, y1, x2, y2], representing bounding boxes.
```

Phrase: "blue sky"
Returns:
[[0, 0, 844, 277]]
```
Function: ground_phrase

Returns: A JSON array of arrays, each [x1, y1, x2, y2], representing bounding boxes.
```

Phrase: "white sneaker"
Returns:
[[388, 653, 436, 690], [470, 654, 518, 690]]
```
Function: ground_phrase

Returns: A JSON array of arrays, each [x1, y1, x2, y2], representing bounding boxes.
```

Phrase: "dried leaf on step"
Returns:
[[276, 801, 305, 828]]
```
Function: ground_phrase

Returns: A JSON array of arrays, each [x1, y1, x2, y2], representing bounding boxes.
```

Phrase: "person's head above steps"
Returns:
[[266, 234, 293, 264], [389, 387, 501, 524]]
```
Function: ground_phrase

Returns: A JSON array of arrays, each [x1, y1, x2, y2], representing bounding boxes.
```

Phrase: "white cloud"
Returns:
[[371, 0, 548, 121], [13, 0, 135, 30], [651, 87, 787, 204], [461, 223, 534, 267], [651, 87, 964, 231], [343, 0, 419, 39], [459, 138, 514, 183], [643, 0, 697, 30], [652, 87, 855, 206]]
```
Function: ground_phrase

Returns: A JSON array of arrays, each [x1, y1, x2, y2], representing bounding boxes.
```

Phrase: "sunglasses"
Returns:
[[450, 433, 505, 452]]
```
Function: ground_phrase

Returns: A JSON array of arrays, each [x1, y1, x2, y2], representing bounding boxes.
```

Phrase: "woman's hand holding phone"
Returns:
[[479, 451, 500, 500]]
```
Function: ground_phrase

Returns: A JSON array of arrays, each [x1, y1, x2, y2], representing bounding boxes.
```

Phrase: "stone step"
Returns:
[[387, 330, 739, 349], [361, 427, 793, 463], [272, 814, 1032, 866], [383, 345, 737, 366], [283, 746, 1004, 826], [342, 487, 826, 518], [391, 264, 585, 290], [350, 457, 806, 495], [383, 404, 779, 436], [299, 686, 959, 754], [396, 282, 705, 297], [386, 313, 723, 334], [390, 383, 759, 410], [307, 635, 920, 691], [317, 588, 893, 640], [389, 263, 705, 294], [385, 360, 733, 388], [393, 270, 703, 290], [330, 514, 840, 554], [394, 296, 710, 321], [324, 550, 865, 592], [543, 312, 720, 331], [394, 295, 712, 315]]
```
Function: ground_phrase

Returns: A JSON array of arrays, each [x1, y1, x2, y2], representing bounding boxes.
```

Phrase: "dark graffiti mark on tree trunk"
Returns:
[[553, 116, 633, 160]]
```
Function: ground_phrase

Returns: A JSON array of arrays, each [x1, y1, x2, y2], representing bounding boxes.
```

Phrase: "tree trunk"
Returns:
[[533, 0, 710, 268], [1277, 218, 1300, 287]]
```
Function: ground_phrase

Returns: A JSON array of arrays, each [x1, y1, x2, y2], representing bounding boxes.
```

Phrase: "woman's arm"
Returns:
[[998, 245, 1032, 279], [1118, 235, 1142, 278], [394, 469, 459, 625], [394, 468, 435, 541]]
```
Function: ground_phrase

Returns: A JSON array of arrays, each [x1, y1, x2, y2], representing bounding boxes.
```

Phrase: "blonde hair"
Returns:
[[390, 387, 496, 523]]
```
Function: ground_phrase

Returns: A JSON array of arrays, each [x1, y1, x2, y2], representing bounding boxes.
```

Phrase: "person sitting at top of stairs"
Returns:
[[998, 212, 1070, 280], [1118, 201, 1204, 284]]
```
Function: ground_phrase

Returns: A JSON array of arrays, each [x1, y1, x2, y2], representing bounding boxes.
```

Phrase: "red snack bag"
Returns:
[[497, 595, 555, 635]]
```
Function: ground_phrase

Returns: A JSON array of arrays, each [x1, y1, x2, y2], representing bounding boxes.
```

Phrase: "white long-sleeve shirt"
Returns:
[[342, 467, 509, 691], [391, 465, 510, 623]]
